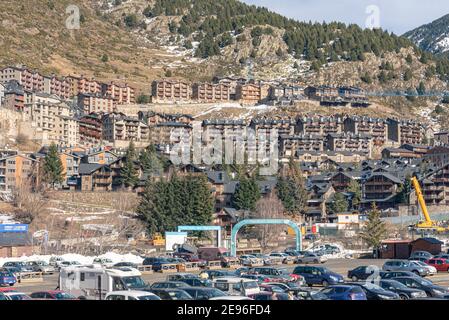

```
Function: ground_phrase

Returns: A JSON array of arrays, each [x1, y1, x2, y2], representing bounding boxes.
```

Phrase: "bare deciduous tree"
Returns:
[[253, 195, 286, 251], [13, 177, 47, 224]]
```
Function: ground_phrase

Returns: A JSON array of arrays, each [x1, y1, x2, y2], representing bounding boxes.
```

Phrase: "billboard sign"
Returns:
[[0, 224, 29, 233]]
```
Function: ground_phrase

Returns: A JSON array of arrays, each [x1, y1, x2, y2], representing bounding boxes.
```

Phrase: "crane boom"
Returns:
[[411, 177, 432, 225], [411, 176, 448, 232]]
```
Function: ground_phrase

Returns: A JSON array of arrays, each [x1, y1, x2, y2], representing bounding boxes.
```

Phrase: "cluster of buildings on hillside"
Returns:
[[151, 77, 370, 106]]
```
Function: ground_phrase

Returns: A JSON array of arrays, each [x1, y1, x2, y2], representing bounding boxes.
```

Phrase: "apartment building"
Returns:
[[0, 154, 38, 192], [424, 146, 449, 167], [304, 86, 340, 102], [53, 115, 79, 147], [59, 151, 81, 190], [343, 116, 388, 146], [434, 132, 449, 146], [362, 173, 402, 210], [23, 92, 71, 134], [421, 163, 449, 206], [326, 132, 373, 156], [78, 113, 103, 147], [202, 119, 246, 145], [102, 112, 150, 148], [297, 151, 367, 163], [235, 83, 261, 104], [296, 116, 343, 136], [150, 122, 192, 148], [66, 75, 103, 97], [44, 75, 72, 100], [78, 93, 115, 114], [0, 66, 45, 93], [151, 80, 191, 103], [387, 118, 425, 145], [192, 83, 231, 102], [213, 76, 247, 100], [279, 134, 325, 157], [138, 111, 194, 126], [3, 80, 26, 111], [103, 82, 135, 105]]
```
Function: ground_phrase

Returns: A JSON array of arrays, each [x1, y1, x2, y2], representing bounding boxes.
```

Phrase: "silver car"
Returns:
[[25, 261, 56, 274], [296, 252, 327, 264], [382, 260, 429, 277]]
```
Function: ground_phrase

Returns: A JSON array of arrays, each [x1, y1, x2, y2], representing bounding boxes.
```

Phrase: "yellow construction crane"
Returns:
[[411, 177, 448, 233]]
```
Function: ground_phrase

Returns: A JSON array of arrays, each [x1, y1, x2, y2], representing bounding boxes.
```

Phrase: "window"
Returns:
[[80, 273, 85, 281]]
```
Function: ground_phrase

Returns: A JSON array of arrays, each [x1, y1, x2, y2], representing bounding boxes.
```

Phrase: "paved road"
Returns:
[[12, 259, 449, 294]]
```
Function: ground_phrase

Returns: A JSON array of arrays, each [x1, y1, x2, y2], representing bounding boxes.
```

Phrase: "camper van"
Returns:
[[59, 266, 148, 300]]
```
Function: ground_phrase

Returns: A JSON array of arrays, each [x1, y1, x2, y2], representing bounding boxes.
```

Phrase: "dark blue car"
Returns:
[[0, 270, 16, 287], [320, 285, 367, 300], [292, 266, 344, 287]]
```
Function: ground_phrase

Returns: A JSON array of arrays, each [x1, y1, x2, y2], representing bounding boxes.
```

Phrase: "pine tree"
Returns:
[[43, 143, 64, 189], [139, 145, 163, 178], [233, 177, 261, 211], [327, 193, 349, 214], [360, 204, 387, 250], [347, 180, 362, 210], [120, 142, 138, 189]]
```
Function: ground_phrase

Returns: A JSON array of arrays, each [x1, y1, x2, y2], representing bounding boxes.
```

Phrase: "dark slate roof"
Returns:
[[78, 163, 106, 175], [206, 171, 229, 184], [412, 237, 443, 245]]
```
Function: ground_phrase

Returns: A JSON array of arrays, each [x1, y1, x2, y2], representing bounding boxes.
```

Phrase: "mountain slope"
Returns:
[[404, 14, 449, 55]]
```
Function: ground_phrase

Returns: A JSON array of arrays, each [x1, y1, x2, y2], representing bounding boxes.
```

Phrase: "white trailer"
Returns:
[[59, 266, 147, 300]]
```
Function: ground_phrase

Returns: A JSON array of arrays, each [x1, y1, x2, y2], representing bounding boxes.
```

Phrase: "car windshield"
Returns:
[[243, 281, 259, 289], [208, 289, 227, 298], [168, 290, 192, 300], [54, 292, 76, 299], [122, 276, 147, 289], [9, 294, 30, 300], [0, 271, 13, 277], [277, 268, 289, 275], [363, 282, 389, 293], [385, 280, 409, 290], [138, 295, 160, 300], [415, 278, 433, 286]]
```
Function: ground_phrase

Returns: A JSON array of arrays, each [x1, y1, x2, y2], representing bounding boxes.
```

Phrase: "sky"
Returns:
[[241, 0, 449, 35]]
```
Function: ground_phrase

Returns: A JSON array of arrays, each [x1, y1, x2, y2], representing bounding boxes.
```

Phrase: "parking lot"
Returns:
[[12, 258, 449, 295]]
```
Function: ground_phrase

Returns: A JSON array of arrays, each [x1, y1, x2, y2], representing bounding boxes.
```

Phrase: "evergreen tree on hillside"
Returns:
[[42, 143, 64, 189], [120, 142, 138, 189], [347, 180, 362, 210], [327, 193, 349, 214], [232, 177, 261, 211], [139, 145, 164, 178], [360, 204, 387, 251]]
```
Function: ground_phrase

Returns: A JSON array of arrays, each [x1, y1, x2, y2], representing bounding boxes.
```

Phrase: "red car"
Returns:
[[29, 290, 78, 300], [425, 258, 449, 272]]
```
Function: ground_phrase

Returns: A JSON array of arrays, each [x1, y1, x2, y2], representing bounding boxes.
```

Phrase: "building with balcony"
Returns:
[[101, 112, 150, 148], [0, 154, 38, 192], [151, 80, 191, 103], [78, 93, 115, 114], [78, 113, 103, 147], [192, 83, 231, 102]]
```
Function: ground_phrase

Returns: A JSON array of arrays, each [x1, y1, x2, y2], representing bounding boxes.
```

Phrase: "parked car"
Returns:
[[57, 261, 82, 270], [92, 258, 115, 268], [49, 256, 65, 267], [149, 281, 191, 289], [0, 270, 16, 287], [296, 252, 327, 264], [239, 255, 263, 266], [394, 276, 449, 297], [247, 292, 292, 300], [199, 270, 236, 280], [262, 282, 327, 300], [146, 288, 193, 300], [304, 234, 319, 241], [346, 282, 400, 300], [113, 262, 138, 268], [166, 273, 211, 287], [425, 258, 449, 272], [30, 290, 77, 300], [249, 267, 305, 285], [409, 260, 437, 275], [292, 266, 344, 287], [252, 254, 274, 265], [172, 252, 207, 267], [209, 296, 253, 301], [2, 292, 31, 300], [25, 261, 56, 274], [2, 261, 33, 273], [382, 260, 429, 277], [320, 285, 367, 300], [378, 279, 428, 300], [105, 290, 161, 300], [182, 287, 228, 300], [268, 252, 294, 264], [409, 251, 433, 261], [284, 249, 307, 258], [347, 266, 386, 281], [434, 253, 449, 259], [381, 270, 422, 279], [142, 257, 177, 272]]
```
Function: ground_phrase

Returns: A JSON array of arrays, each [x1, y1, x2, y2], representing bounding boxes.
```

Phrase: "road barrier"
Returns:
[[17, 272, 44, 283], [226, 260, 241, 269], [136, 265, 154, 275], [205, 261, 222, 270], [159, 264, 178, 273], [182, 262, 200, 272]]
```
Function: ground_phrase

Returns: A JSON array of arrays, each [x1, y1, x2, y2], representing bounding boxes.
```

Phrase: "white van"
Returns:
[[211, 277, 260, 296], [59, 266, 147, 300], [105, 290, 161, 300]]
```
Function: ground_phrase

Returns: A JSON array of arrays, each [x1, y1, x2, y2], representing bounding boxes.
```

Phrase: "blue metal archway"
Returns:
[[230, 219, 302, 256], [177, 225, 222, 247]]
